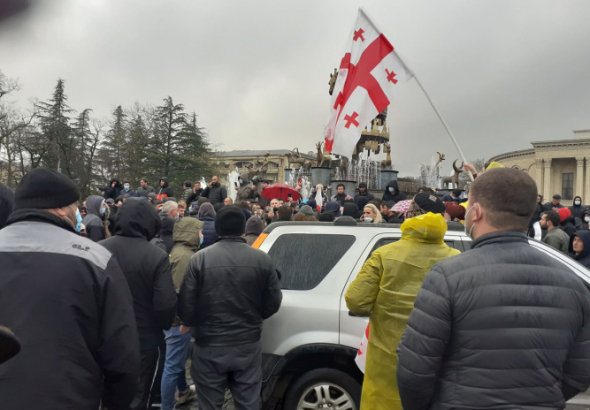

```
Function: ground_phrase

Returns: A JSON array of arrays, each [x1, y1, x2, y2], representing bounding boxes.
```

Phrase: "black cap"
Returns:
[[414, 193, 446, 215], [553, 194, 562, 200], [15, 168, 79, 210], [215, 205, 246, 237]]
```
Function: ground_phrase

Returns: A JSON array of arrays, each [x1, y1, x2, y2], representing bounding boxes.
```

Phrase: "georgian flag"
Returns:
[[324, 8, 413, 158], [315, 188, 323, 212], [355, 323, 370, 373]]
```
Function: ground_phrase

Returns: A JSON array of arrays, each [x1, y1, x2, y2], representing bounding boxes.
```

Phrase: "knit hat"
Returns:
[[558, 207, 572, 222], [407, 193, 446, 219], [299, 205, 314, 217], [215, 205, 246, 237], [245, 216, 264, 236], [15, 168, 79, 210]]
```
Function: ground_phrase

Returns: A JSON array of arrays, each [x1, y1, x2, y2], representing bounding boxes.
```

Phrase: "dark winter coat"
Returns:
[[382, 180, 405, 204], [181, 188, 193, 203], [100, 199, 177, 347], [331, 192, 351, 206], [570, 196, 585, 220], [197, 203, 217, 250], [120, 188, 138, 198], [570, 231, 590, 269], [561, 216, 577, 237], [151, 213, 176, 254], [543, 201, 564, 212], [202, 183, 227, 205], [178, 237, 282, 347], [83, 195, 106, 242], [156, 177, 174, 198], [397, 231, 590, 410], [0, 209, 139, 410], [136, 185, 155, 197], [101, 179, 123, 200], [187, 188, 203, 205]]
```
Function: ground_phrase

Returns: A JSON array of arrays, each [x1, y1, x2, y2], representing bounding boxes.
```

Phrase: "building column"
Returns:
[[576, 157, 585, 200], [585, 157, 590, 205], [543, 159, 552, 199], [535, 159, 544, 196]]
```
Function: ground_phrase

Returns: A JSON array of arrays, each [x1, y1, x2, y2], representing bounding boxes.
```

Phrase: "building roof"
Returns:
[[215, 149, 314, 159]]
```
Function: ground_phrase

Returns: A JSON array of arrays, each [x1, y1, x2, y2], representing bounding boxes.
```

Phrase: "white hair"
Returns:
[[162, 201, 178, 214]]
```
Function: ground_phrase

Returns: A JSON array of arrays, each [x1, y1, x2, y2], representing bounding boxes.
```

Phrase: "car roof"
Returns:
[[263, 220, 466, 234]]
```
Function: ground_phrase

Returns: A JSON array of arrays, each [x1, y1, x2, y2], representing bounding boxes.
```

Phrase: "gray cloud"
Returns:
[[1, 0, 589, 176]]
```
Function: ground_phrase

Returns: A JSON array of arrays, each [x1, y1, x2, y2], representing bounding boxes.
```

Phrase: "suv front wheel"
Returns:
[[283, 368, 361, 410]]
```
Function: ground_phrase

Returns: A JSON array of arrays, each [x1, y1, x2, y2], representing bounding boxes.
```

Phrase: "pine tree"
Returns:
[[148, 97, 212, 190], [98, 105, 128, 181], [36, 79, 75, 176]]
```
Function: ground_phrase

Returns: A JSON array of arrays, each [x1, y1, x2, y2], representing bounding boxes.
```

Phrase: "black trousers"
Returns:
[[191, 341, 262, 410], [130, 347, 160, 410]]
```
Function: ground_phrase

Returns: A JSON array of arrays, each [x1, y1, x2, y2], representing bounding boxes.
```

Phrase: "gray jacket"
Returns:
[[543, 226, 570, 254], [397, 231, 590, 410], [136, 185, 155, 197]]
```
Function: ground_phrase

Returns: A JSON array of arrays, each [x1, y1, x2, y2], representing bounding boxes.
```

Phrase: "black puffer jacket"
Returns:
[[100, 178, 123, 200], [202, 183, 228, 205], [382, 180, 405, 204], [178, 237, 282, 347], [570, 196, 585, 219], [100, 199, 177, 346], [397, 231, 590, 410], [152, 213, 175, 254], [0, 209, 139, 410]]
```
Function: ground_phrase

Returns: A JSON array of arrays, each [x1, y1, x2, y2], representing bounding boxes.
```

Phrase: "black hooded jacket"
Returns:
[[83, 195, 106, 242], [152, 213, 176, 254], [570, 196, 585, 220], [157, 177, 174, 198], [99, 199, 177, 346], [560, 216, 577, 238], [382, 180, 406, 204], [570, 231, 590, 269], [0, 182, 14, 229], [0, 209, 139, 410], [101, 179, 123, 200]]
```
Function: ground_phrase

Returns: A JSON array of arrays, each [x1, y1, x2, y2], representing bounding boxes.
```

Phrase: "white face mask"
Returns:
[[585, 216, 590, 223], [464, 204, 478, 239], [364, 216, 373, 223], [575, 201, 581, 206]]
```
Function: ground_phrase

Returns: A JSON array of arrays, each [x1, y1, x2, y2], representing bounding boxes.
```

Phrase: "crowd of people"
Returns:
[[2, 165, 590, 410]]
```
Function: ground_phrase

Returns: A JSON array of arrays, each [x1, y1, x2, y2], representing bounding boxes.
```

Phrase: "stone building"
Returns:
[[212, 149, 315, 184], [489, 130, 590, 205]]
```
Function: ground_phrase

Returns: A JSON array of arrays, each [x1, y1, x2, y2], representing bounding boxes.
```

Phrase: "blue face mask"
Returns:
[[200, 235, 204, 246], [124, 185, 130, 190], [101, 207, 106, 215], [75, 208, 82, 232], [388, 187, 394, 193]]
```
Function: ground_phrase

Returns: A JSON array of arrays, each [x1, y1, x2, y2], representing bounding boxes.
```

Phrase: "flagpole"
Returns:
[[412, 75, 474, 181], [359, 6, 474, 181]]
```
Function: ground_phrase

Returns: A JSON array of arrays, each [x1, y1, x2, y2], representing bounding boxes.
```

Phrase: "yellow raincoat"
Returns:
[[345, 213, 460, 410]]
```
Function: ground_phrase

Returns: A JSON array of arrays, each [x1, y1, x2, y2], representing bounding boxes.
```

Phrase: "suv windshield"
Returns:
[[267, 233, 356, 290]]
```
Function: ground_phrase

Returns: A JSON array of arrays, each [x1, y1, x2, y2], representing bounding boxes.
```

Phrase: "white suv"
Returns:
[[254, 219, 469, 410], [254, 219, 590, 410]]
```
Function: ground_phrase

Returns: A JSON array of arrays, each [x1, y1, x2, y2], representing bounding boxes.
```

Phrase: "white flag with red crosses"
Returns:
[[324, 8, 413, 158]]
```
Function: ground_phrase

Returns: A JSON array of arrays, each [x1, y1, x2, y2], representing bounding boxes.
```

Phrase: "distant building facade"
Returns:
[[212, 149, 315, 184], [489, 130, 590, 205]]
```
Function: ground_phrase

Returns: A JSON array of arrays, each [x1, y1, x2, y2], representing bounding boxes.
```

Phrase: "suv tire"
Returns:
[[283, 368, 361, 410]]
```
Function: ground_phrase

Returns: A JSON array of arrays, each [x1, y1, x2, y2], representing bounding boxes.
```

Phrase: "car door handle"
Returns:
[[348, 311, 369, 317]]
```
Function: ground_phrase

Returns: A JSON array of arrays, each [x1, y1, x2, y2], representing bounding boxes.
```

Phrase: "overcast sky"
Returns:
[[1, 0, 589, 176]]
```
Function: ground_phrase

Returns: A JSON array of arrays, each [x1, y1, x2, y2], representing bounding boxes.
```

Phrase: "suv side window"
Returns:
[[268, 234, 356, 290]]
